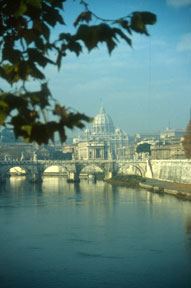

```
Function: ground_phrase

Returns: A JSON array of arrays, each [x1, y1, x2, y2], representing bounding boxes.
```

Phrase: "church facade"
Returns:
[[73, 106, 129, 160]]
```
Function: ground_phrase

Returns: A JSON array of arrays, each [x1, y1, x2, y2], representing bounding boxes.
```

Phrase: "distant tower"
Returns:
[[4, 154, 8, 161], [33, 151, 37, 161], [20, 152, 24, 161], [168, 120, 171, 130]]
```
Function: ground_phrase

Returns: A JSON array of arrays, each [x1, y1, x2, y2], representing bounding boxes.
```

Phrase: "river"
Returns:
[[0, 176, 191, 288]]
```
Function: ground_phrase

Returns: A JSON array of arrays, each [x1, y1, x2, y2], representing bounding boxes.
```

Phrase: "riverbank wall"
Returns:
[[146, 160, 191, 184], [139, 180, 191, 201]]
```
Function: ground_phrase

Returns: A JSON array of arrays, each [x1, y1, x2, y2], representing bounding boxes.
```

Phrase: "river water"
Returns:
[[0, 176, 191, 288]]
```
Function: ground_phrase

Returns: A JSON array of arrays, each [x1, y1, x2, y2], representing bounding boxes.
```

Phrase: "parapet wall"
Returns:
[[148, 160, 191, 184]]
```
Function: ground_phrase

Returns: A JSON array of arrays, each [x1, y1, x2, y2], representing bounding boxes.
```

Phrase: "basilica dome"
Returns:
[[91, 106, 115, 136]]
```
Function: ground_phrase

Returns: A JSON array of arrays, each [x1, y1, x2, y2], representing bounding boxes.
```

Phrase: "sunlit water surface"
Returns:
[[0, 176, 191, 288]]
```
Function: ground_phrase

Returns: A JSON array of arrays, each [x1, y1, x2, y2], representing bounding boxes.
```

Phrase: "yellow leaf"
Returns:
[[0, 111, 8, 125], [21, 125, 32, 136]]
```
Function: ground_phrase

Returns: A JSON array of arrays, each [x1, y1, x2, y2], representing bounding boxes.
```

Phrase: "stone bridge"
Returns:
[[0, 159, 149, 183]]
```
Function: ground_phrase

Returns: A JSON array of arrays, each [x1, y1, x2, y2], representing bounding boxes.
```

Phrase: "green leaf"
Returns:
[[42, 3, 64, 27], [22, 29, 37, 45], [0, 93, 28, 114], [130, 12, 157, 35], [0, 111, 8, 126], [18, 61, 31, 80], [29, 63, 45, 79], [0, 100, 9, 125], [66, 40, 82, 56], [14, 0, 27, 18], [58, 126, 67, 143], [75, 24, 108, 51], [21, 124, 32, 139], [58, 33, 82, 56], [28, 48, 54, 67], [106, 38, 116, 54], [26, 0, 42, 8], [141, 12, 157, 25], [56, 51, 62, 71], [75, 23, 131, 54], [30, 122, 55, 144], [113, 28, 132, 47], [50, 0, 65, 9], [115, 19, 132, 35], [25, 83, 51, 109], [74, 11, 92, 27], [2, 47, 22, 64], [33, 19, 50, 41], [0, 64, 20, 84], [0, 100, 8, 109]]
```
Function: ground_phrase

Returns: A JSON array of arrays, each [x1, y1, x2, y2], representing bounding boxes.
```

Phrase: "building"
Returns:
[[135, 131, 161, 144], [160, 128, 186, 139], [0, 127, 23, 143], [73, 106, 129, 160], [134, 127, 187, 160], [77, 141, 109, 160], [150, 128, 186, 160], [151, 142, 185, 159]]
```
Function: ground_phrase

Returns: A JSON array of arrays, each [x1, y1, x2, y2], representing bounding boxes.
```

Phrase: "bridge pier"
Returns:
[[0, 174, 6, 183], [29, 173, 43, 183], [67, 172, 80, 183], [88, 174, 96, 183], [104, 171, 113, 180], [29, 165, 43, 183], [145, 160, 153, 178]]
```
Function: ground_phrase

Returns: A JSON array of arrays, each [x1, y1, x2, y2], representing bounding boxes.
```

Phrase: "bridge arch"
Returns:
[[42, 165, 69, 176], [10, 166, 26, 176], [117, 163, 144, 177], [78, 164, 104, 176], [1, 165, 28, 177]]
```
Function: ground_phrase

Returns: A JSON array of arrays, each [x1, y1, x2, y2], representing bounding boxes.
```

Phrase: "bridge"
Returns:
[[0, 159, 149, 183]]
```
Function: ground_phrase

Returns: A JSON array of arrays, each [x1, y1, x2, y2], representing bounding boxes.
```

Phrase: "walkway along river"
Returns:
[[0, 176, 191, 288], [139, 178, 191, 201]]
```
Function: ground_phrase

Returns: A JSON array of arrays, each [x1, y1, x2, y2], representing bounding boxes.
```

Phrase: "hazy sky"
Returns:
[[5, 0, 191, 136], [48, 0, 191, 136]]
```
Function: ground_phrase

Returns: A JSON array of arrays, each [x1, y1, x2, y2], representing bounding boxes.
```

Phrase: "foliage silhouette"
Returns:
[[0, 0, 156, 144], [182, 120, 191, 159], [136, 143, 151, 155]]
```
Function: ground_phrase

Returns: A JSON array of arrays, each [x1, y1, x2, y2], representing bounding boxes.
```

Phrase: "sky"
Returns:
[[5, 0, 191, 136], [49, 0, 191, 136]]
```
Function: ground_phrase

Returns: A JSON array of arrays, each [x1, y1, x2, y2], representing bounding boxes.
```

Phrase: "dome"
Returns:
[[91, 106, 115, 136], [84, 128, 90, 134], [115, 128, 122, 135]]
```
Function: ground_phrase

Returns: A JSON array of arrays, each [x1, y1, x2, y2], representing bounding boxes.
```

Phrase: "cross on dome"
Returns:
[[99, 105, 105, 114]]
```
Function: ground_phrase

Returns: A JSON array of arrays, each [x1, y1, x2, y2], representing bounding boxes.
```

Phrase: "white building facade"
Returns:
[[74, 106, 129, 160]]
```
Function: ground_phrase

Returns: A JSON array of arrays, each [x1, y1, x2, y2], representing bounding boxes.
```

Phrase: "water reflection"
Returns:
[[185, 213, 191, 236], [184, 213, 191, 279], [9, 175, 26, 191], [0, 176, 191, 288]]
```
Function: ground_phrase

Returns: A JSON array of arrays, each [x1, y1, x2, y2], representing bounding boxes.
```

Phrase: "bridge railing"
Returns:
[[0, 159, 148, 165]]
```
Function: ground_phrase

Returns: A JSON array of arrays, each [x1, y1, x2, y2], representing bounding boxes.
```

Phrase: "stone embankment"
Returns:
[[105, 175, 142, 188], [140, 178, 191, 201], [106, 175, 191, 201]]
